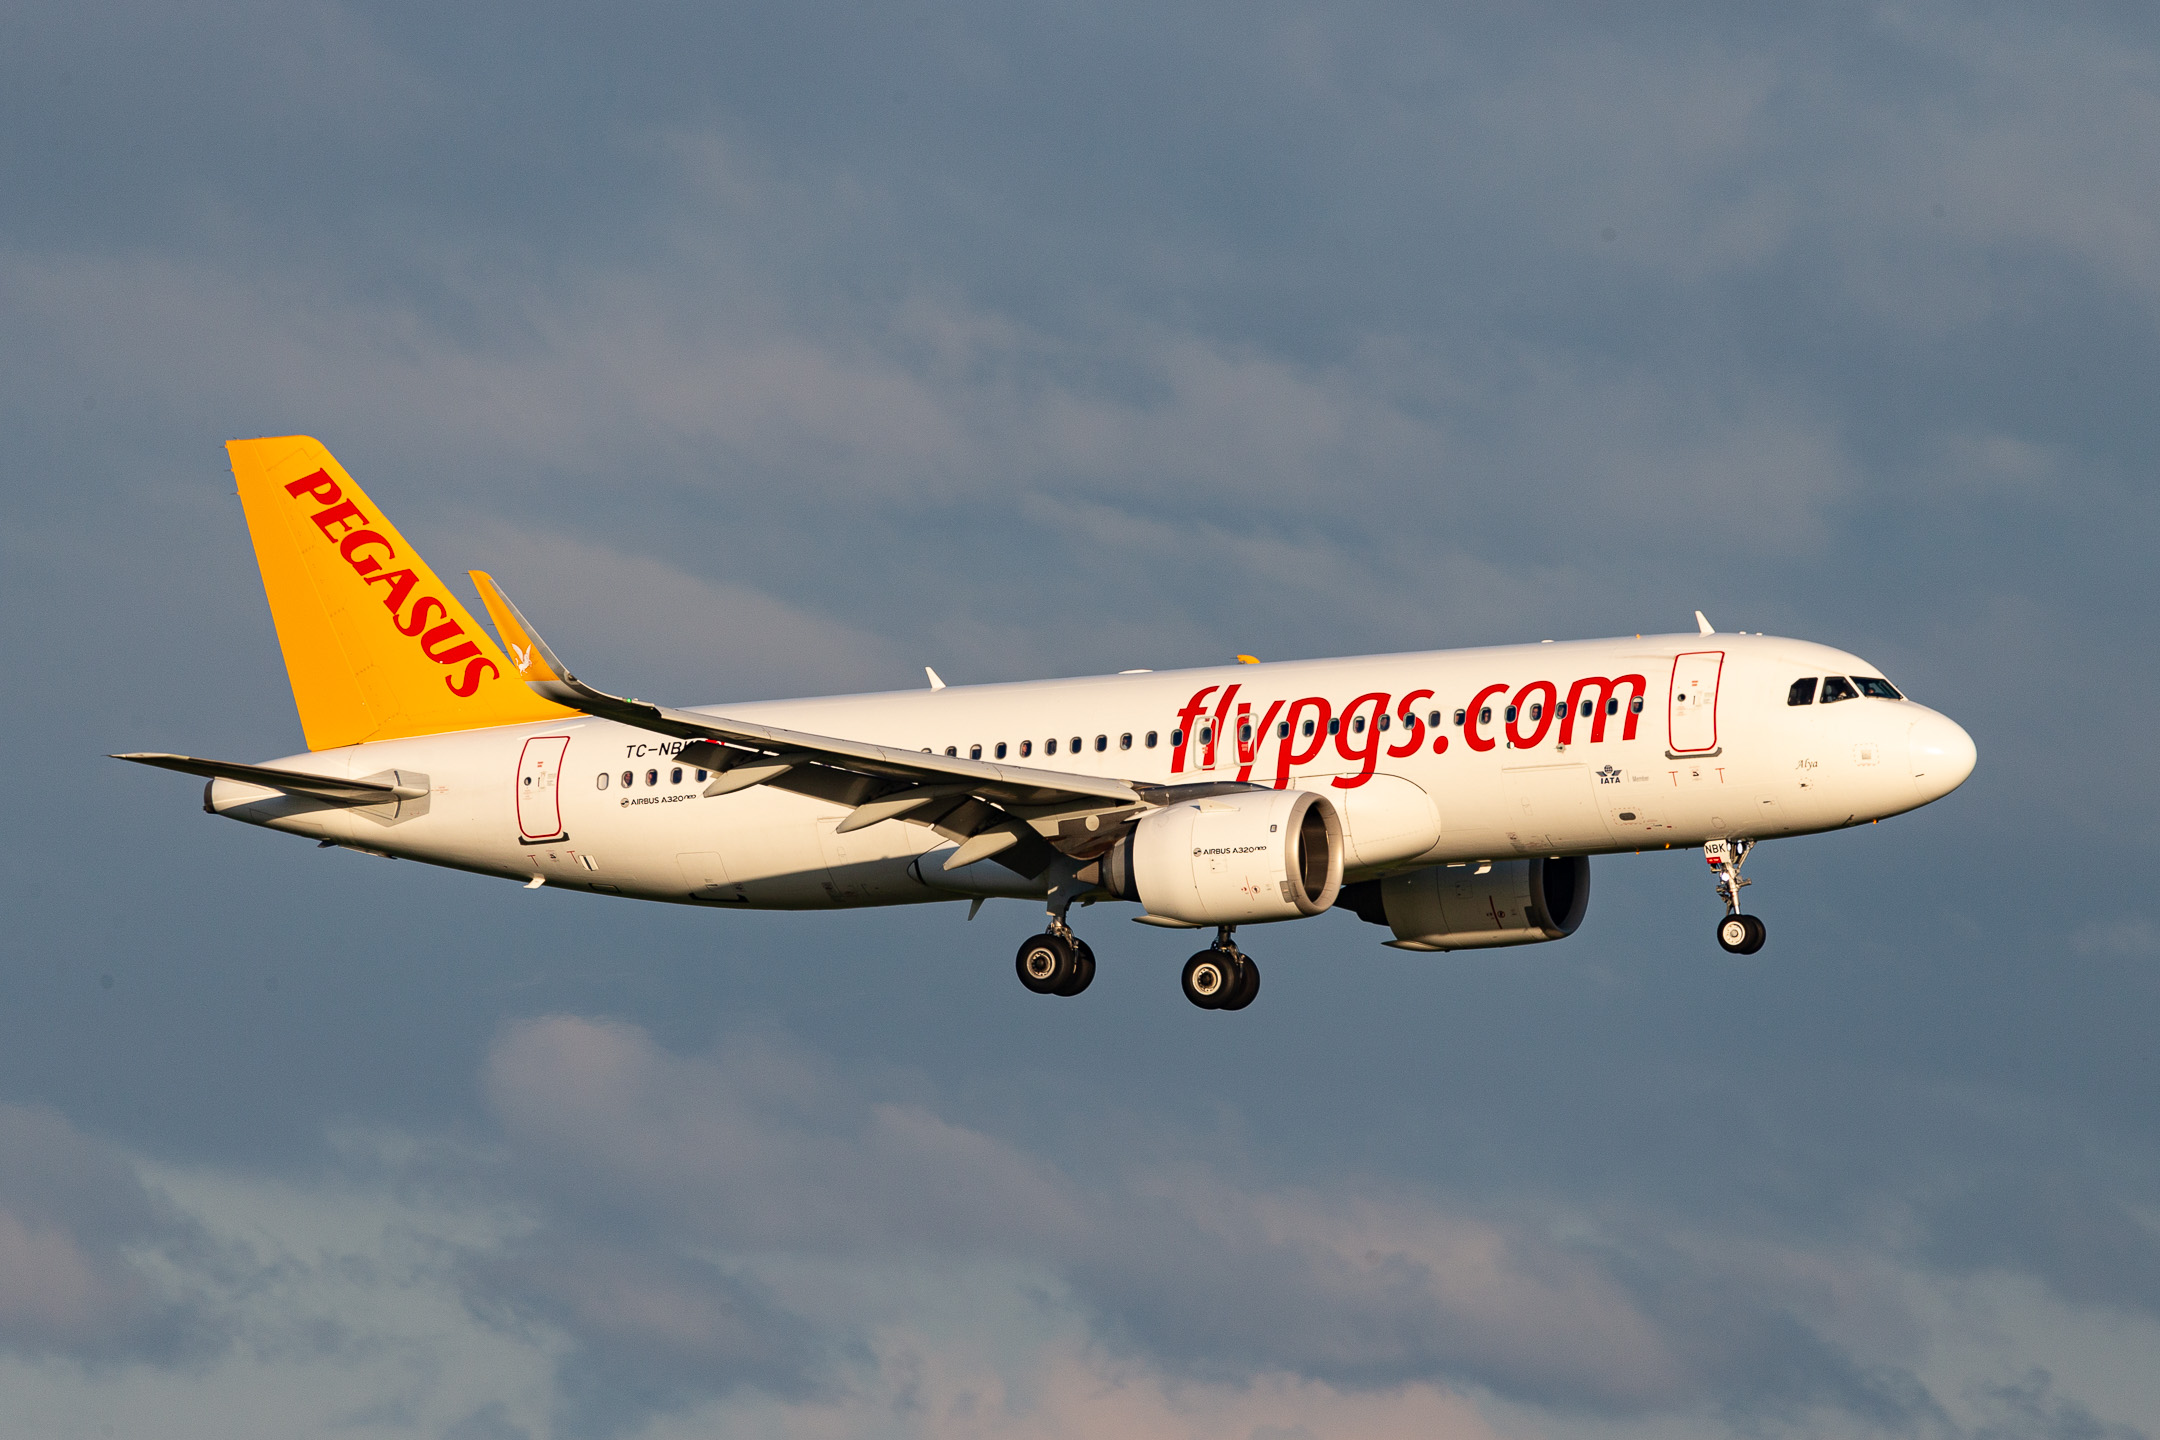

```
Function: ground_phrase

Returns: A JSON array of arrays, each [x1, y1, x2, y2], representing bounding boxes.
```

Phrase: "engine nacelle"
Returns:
[[1103, 789, 1344, 925], [1335, 856, 1590, 950]]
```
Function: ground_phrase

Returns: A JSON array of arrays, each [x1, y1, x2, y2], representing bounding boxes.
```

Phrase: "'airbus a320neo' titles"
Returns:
[[118, 438, 1977, 1011]]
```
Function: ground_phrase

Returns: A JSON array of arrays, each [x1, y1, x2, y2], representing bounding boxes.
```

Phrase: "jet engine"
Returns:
[[1102, 788, 1344, 925], [1335, 856, 1590, 950]]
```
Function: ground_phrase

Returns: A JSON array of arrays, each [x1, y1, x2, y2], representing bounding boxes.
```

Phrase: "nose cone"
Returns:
[[1908, 708, 1977, 802]]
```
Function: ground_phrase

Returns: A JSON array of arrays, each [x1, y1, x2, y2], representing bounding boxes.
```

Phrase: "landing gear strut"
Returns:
[[1706, 839, 1766, 954], [1182, 926, 1260, 1011]]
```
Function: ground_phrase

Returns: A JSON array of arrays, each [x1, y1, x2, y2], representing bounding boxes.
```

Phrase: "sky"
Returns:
[[1, 3, 2157, 1437]]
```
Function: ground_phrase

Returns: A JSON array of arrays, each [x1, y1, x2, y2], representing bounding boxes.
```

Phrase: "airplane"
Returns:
[[116, 437, 1977, 1012]]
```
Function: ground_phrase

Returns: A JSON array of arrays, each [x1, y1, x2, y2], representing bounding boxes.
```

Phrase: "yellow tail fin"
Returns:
[[229, 436, 575, 750]]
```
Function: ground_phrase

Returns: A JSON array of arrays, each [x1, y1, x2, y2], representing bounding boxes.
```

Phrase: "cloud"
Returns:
[[0, 1105, 234, 1364]]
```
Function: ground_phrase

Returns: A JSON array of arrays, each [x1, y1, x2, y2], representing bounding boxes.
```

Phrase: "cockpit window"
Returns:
[[1788, 678, 1818, 706], [1854, 677, 1903, 699], [1819, 676, 1858, 703]]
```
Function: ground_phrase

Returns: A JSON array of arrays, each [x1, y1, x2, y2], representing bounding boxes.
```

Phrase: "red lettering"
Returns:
[[284, 469, 340, 505], [310, 499, 370, 542], [1170, 687, 1219, 775], [395, 595, 448, 637], [1461, 683, 1508, 752], [363, 568, 420, 615], [420, 621, 479, 665], [1508, 681, 1558, 748], [339, 530, 395, 575], [1388, 689, 1434, 759], [1234, 699, 1284, 783], [1560, 674, 1647, 743], [1200, 684, 1241, 771], [1331, 692, 1390, 789], [1274, 697, 1332, 788], [445, 656, 497, 697]]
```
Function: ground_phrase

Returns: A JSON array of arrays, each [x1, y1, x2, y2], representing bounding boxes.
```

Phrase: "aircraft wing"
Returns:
[[469, 572, 1147, 876], [111, 752, 428, 803]]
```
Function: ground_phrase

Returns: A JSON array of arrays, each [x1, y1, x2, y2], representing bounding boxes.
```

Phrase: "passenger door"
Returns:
[[1667, 651, 1724, 754], [515, 735, 572, 841]]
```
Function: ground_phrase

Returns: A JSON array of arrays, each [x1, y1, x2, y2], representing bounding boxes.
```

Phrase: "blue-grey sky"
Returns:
[[2, 4, 2156, 1437]]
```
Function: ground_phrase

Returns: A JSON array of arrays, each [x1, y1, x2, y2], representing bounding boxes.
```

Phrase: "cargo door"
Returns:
[[1668, 651, 1725, 754], [516, 735, 572, 840], [1504, 763, 1610, 852]]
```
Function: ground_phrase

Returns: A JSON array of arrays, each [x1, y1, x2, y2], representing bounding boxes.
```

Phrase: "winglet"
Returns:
[[470, 571, 573, 684], [1695, 610, 1714, 635], [926, 667, 947, 691]]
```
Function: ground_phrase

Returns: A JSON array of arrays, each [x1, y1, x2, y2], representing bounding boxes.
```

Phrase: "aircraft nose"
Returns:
[[1908, 708, 1976, 801]]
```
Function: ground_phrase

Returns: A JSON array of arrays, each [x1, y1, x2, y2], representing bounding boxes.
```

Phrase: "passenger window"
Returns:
[[1629, 697, 1644, 714], [1377, 714, 1390, 731], [1020, 740, 1032, 757], [1239, 724, 1253, 743], [1277, 720, 1290, 739], [1788, 678, 1818, 706], [970, 745, 982, 760], [1453, 709, 1466, 726], [1046, 738, 1058, 755], [645, 769, 658, 786], [1505, 705, 1518, 723], [1328, 717, 1341, 736], [1145, 731, 1158, 748], [1581, 700, 1594, 718], [995, 742, 1008, 759], [596, 773, 609, 790], [671, 767, 683, 784], [697, 770, 708, 781], [1094, 735, 1107, 752], [1170, 728, 1183, 747], [1527, 704, 1541, 722], [1120, 733, 1132, 750], [1479, 706, 1492, 724], [621, 770, 634, 788], [1428, 710, 1442, 728], [1303, 718, 1316, 737], [1606, 699, 1618, 716], [945, 746, 957, 757], [1352, 715, 1367, 734], [1820, 676, 1858, 703], [1855, 677, 1903, 699], [1199, 726, 1212, 745]]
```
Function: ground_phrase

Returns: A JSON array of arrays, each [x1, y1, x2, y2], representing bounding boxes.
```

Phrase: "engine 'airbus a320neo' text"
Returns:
[[118, 437, 1977, 1011]]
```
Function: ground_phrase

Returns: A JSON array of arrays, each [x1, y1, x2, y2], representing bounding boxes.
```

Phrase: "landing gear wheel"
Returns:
[[1056, 939, 1096, 996], [1218, 954, 1260, 1011], [1181, 950, 1239, 1009], [1016, 933, 1075, 994], [1716, 914, 1766, 955]]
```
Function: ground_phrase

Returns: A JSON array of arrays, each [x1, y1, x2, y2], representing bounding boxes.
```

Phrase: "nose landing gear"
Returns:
[[1707, 839, 1766, 954], [1182, 926, 1260, 1010]]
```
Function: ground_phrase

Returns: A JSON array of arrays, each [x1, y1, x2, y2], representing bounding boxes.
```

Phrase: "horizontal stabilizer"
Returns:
[[110, 752, 426, 803]]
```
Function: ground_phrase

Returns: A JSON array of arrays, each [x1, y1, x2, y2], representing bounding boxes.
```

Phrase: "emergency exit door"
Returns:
[[1668, 652, 1724, 754], [516, 735, 572, 840]]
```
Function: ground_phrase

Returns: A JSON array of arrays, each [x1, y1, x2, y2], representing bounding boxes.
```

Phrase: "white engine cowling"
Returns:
[[1334, 856, 1589, 950], [1103, 789, 1344, 925]]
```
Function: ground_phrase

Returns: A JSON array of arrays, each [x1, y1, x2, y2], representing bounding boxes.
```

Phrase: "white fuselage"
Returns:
[[207, 632, 1974, 915]]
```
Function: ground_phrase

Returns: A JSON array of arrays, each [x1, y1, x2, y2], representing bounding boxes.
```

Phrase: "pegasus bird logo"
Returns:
[[511, 642, 534, 674]]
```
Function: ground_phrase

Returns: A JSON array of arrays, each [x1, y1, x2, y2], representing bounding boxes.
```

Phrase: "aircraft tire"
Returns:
[[1218, 954, 1260, 1011], [1016, 933, 1074, 994], [1181, 950, 1237, 1009], [1717, 914, 1765, 954], [1057, 939, 1097, 996]]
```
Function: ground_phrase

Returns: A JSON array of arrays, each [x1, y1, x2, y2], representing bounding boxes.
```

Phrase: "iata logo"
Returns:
[[284, 470, 499, 698], [1597, 765, 1621, 784]]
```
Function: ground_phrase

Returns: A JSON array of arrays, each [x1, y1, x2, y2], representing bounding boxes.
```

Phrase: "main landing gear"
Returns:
[[1706, 839, 1766, 954], [1182, 926, 1259, 1011], [1015, 924, 1096, 997]]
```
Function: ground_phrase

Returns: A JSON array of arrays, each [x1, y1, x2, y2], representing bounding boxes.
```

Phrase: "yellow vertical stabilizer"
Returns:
[[229, 436, 575, 751]]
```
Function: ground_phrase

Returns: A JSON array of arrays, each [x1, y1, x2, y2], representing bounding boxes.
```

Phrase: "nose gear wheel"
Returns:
[[1705, 839, 1767, 954]]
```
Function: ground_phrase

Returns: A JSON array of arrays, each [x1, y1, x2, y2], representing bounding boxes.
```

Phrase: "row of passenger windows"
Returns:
[[930, 696, 1651, 760], [596, 767, 709, 790], [1787, 675, 1902, 706]]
